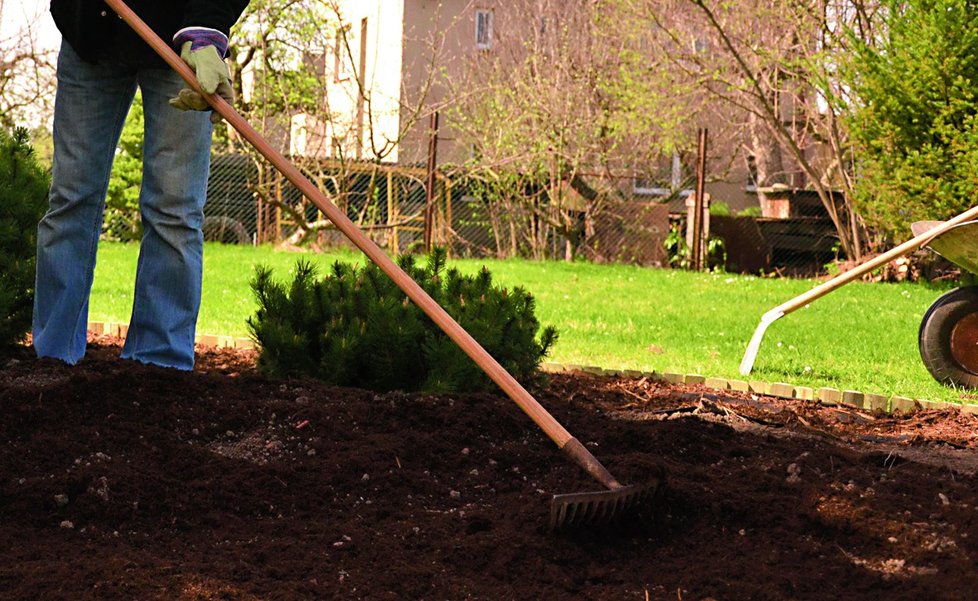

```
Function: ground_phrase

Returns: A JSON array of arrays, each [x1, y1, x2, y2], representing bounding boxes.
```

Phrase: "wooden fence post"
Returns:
[[423, 111, 439, 252], [691, 128, 709, 270]]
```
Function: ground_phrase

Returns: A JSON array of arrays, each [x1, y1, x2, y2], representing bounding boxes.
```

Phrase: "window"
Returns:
[[632, 177, 670, 197], [745, 155, 758, 192], [302, 50, 326, 81], [634, 153, 689, 196], [475, 9, 493, 50], [333, 24, 352, 82]]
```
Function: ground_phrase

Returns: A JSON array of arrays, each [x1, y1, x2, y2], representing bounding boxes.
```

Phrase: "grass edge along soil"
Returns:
[[86, 319, 978, 418]]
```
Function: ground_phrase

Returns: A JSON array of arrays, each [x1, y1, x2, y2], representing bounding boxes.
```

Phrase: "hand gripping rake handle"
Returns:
[[105, 0, 623, 492], [739, 204, 978, 375]]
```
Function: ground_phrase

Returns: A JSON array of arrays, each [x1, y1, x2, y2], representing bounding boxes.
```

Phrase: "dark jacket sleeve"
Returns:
[[181, 0, 252, 36]]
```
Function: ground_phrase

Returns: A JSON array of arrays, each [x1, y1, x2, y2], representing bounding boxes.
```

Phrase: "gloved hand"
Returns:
[[169, 28, 233, 123]]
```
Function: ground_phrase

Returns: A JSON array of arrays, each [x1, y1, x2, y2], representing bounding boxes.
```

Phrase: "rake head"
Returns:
[[549, 481, 659, 531]]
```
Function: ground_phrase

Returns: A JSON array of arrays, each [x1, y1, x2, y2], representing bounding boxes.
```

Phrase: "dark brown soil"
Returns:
[[2, 336, 977, 600]]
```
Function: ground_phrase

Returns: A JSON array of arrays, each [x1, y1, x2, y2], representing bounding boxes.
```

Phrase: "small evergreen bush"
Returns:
[[248, 248, 558, 393], [0, 127, 49, 348]]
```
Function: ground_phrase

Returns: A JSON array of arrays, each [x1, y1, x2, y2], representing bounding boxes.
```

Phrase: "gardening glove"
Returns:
[[169, 27, 233, 124]]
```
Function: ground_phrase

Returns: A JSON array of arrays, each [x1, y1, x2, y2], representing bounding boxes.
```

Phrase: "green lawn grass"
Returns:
[[90, 241, 965, 402]]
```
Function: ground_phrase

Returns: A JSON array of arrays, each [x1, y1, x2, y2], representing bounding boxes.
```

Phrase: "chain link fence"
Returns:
[[204, 153, 842, 276], [204, 153, 432, 251]]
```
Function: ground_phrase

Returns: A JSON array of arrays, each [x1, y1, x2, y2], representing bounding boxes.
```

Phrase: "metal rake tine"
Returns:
[[549, 481, 658, 531]]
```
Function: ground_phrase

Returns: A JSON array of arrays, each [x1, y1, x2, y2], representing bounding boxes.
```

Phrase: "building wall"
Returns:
[[293, 0, 406, 162], [291, 1, 815, 219], [292, 0, 491, 166], [398, 0, 505, 166]]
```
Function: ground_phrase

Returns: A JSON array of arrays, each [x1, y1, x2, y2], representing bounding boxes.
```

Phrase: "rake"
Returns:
[[106, 0, 657, 531]]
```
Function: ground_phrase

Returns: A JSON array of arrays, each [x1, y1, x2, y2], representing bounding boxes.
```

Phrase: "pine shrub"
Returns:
[[248, 248, 558, 393], [0, 128, 49, 348]]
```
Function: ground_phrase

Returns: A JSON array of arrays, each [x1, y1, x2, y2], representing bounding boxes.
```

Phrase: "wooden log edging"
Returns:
[[537, 362, 978, 418], [88, 321, 255, 352], [88, 321, 978, 417]]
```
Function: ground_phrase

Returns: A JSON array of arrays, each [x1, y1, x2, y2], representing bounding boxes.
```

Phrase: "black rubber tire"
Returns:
[[918, 286, 978, 388], [202, 216, 250, 245]]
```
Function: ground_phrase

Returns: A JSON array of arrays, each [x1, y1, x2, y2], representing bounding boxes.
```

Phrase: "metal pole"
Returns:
[[423, 111, 439, 252], [692, 128, 708, 270]]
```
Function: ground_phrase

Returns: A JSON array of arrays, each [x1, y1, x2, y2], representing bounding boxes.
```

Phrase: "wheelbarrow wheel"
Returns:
[[919, 286, 978, 388]]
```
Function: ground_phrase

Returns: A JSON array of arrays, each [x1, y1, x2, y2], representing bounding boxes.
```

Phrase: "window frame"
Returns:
[[333, 23, 353, 83], [634, 153, 686, 196], [475, 9, 494, 50]]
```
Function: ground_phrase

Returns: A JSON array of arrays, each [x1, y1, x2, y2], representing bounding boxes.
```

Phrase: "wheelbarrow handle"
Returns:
[[740, 204, 978, 375], [103, 0, 622, 492]]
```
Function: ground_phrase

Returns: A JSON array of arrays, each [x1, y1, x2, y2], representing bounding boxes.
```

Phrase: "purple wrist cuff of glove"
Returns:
[[173, 27, 230, 57]]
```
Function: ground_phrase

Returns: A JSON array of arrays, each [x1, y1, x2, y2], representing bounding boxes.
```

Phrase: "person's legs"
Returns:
[[119, 66, 213, 370], [33, 42, 137, 364]]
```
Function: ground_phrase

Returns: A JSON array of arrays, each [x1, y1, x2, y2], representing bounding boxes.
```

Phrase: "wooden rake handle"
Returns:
[[103, 0, 623, 491]]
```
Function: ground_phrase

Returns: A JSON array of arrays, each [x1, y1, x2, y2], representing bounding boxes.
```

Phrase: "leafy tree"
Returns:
[[105, 93, 145, 242], [845, 0, 978, 237], [225, 0, 443, 246], [0, 1, 56, 129], [448, 0, 696, 260]]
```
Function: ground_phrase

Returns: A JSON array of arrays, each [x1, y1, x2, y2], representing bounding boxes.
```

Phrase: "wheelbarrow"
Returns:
[[739, 205, 978, 388], [912, 219, 978, 388]]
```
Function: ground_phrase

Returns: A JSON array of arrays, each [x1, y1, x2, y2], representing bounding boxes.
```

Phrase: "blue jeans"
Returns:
[[33, 41, 213, 370]]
